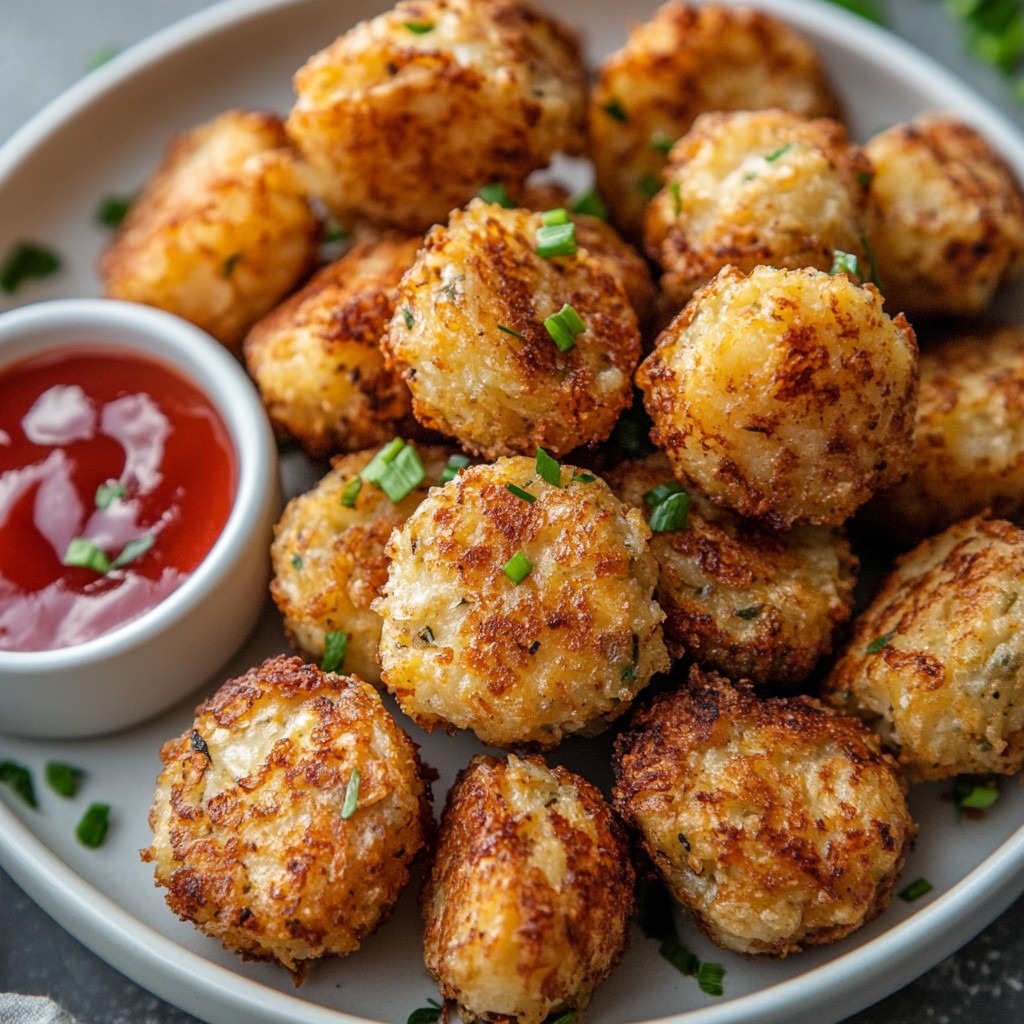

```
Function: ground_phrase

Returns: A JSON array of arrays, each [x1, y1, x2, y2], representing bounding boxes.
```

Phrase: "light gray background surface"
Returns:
[[1, 1, 1024, 1022]]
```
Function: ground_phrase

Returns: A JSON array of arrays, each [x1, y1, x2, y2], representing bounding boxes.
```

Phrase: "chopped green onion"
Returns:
[[110, 533, 155, 570], [506, 483, 536, 503], [644, 480, 685, 507], [765, 141, 797, 162], [291, 554, 303, 570], [361, 438, 426, 502], [866, 630, 895, 654], [669, 180, 682, 218], [478, 182, 516, 208], [76, 803, 110, 848], [697, 961, 726, 997], [404, 19, 434, 32], [540, 207, 570, 226], [407, 1000, 442, 1024], [1, 241, 61, 294], [221, 253, 241, 278], [601, 97, 628, 122], [45, 762, 84, 798], [638, 174, 661, 200], [650, 132, 676, 154], [899, 877, 934, 902], [341, 768, 361, 819], [497, 323, 525, 339], [649, 491, 690, 533], [546, 1013, 577, 1024], [830, 250, 860, 277], [63, 538, 111, 574], [660, 935, 700, 976], [340, 476, 363, 508], [95, 481, 126, 509], [441, 453, 470, 483], [543, 303, 586, 352], [0, 761, 37, 808], [569, 189, 609, 220], [859, 231, 885, 292], [536, 221, 577, 259], [535, 447, 561, 486], [95, 194, 134, 228], [322, 630, 349, 673], [954, 775, 1000, 810], [402, 305, 415, 329], [503, 551, 533, 584], [571, 471, 596, 483]]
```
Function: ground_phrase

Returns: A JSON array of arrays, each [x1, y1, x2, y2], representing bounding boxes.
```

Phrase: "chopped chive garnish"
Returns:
[[601, 97, 628, 122], [540, 207, 570, 226], [830, 250, 860, 277], [650, 132, 676, 154], [402, 305, 415, 329], [361, 438, 426, 501], [697, 961, 726, 997], [407, 1000, 442, 1024], [95, 480, 126, 509], [221, 253, 241, 278], [669, 180, 682, 218], [478, 182, 516, 208], [340, 476, 363, 508], [76, 803, 110, 848], [404, 19, 434, 32], [322, 219, 348, 244], [0, 761, 37, 808], [544, 303, 586, 352], [535, 446, 561, 486], [570, 189, 609, 220], [497, 323, 525, 339], [547, 1013, 577, 1024], [643, 480, 685, 507], [322, 630, 349, 673], [45, 762, 85, 798], [866, 630, 895, 654], [536, 220, 577, 259], [291, 554, 303, 570], [859, 231, 885, 292], [638, 174, 661, 200], [341, 768, 361, 819], [765, 141, 797, 162], [660, 935, 700, 976], [1, 241, 61, 294], [62, 538, 111, 574], [95, 194, 134, 228], [954, 775, 1000, 810], [503, 551, 533, 584], [109, 533, 155, 570], [441, 453, 470, 483], [571, 471, 596, 483], [506, 482, 536, 503], [899, 877, 933, 902]]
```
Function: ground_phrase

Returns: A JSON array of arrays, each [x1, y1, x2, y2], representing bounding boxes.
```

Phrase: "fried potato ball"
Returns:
[[636, 264, 919, 528], [608, 451, 858, 686], [864, 115, 1024, 317], [286, 0, 586, 232], [142, 655, 433, 979], [100, 110, 319, 354], [375, 455, 670, 749], [244, 233, 424, 458], [383, 199, 641, 459], [588, 2, 842, 241], [864, 324, 1024, 547], [613, 667, 914, 956], [644, 109, 872, 308], [423, 753, 634, 1024], [822, 515, 1024, 782], [270, 444, 458, 686]]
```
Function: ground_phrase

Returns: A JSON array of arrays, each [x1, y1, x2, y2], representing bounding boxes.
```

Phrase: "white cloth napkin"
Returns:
[[0, 995, 81, 1024]]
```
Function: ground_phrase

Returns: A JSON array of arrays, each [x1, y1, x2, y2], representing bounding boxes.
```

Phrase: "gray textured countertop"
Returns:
[[2, 1, 1024, 1022]]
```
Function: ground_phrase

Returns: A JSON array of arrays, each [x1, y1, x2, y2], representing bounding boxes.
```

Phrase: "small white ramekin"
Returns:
[[0, 298, 280, 737]]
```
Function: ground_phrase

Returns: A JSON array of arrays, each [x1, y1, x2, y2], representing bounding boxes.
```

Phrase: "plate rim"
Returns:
[[2, 1, 1024, 1022]]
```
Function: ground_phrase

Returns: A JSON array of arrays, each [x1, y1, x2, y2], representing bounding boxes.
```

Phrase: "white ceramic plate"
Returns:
[[2, 1, 1024, 1023]]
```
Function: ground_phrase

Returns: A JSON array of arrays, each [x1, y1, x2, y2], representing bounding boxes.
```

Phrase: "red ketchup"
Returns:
[[0, 346, 236, 651]]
